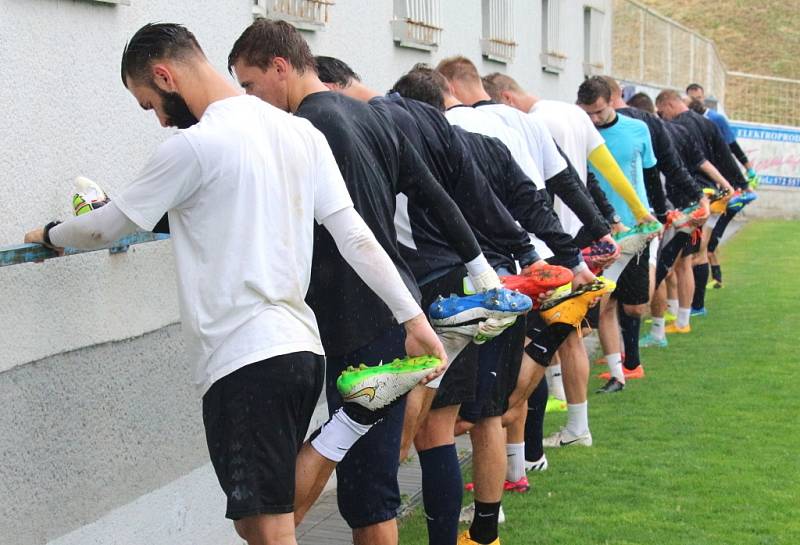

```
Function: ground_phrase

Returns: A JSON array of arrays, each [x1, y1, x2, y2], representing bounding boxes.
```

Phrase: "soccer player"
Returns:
[[228, 21, 522, 545], [656, 90, 744, 317], [24, 23, 447, 545], [577, 76, 661, 394]]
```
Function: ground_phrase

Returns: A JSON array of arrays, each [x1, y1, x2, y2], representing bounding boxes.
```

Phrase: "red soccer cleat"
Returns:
[[501, 263, 573, 303], [597, 365, 645, 380]]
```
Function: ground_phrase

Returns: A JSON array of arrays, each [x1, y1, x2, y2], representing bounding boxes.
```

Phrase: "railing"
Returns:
[[0, 232, 168, 268], [392, 0, 443, 51], [611, 0, 726, 105], [725, 72, 800, 127], [253, 0, 334, 29]]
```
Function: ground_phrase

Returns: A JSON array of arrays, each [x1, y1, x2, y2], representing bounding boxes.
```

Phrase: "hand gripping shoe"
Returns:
[[336, 356, 443, 411], [500, 263, 573, 302], [727, 190, 757, 212], [612, 221, 662, 255], [581, 240, 619, 273], [538, 278, 616, 328], [72, 176, 109, 216], [428, 288, 532, 338]]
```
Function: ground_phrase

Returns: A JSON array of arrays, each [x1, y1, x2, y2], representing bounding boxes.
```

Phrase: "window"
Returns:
[[392, 0, 443, 51], [583, 6, 606, 77], [252, 0, 334, 31], [540, 0, 566, 73], [481, 0, 517, 63]]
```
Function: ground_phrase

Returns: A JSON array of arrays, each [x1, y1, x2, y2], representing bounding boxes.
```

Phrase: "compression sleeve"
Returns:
[[395, 131, 483, 264], [588, 144, 650, 221], [643, 166, 667, 220], [729, 141, 750, 168], [322, 206, 422, 324], [48, 201, 139, 250]]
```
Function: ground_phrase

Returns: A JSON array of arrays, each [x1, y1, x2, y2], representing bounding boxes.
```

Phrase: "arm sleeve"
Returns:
[[48, 201, 139, 250], [113, 135, 203, 231], [395, 131, 482, 264], [547, 148, 610, 241], [643, 166, 667, 220], [322, 206, 422, 324], [729, 141, 750, 168], [588, 144, 650, 221], [445, 132, 536, 266]]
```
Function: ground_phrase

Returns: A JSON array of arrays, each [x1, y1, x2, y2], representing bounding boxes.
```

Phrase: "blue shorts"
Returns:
[[325, 325, 407, 528]]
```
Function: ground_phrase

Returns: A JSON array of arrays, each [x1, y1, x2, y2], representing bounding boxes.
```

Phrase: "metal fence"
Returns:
[[725, 72, 800, 127], [611, 0, 726, 105]]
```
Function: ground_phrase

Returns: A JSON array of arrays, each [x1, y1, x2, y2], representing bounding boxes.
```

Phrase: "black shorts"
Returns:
[[459, 316, 526, 422], [203, 352, 325, 520], [421, 267, 481, 410], [325, 325, 407, 528], [613, 247, 651, 306]]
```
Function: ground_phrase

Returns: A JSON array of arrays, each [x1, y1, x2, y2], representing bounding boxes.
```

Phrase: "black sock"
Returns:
[[419, 444, 462, 545], [619, 307, 642, 370], [469, 500, 502, 544], [711, 264, 722, 283], [525, 377, 548, 462], [692, 263, 710, 310]]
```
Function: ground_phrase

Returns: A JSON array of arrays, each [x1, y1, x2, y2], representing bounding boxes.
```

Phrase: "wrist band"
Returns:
[[43, 220, 62, 248]]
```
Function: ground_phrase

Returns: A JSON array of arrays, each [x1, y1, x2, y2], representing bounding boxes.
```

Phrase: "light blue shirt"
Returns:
[[590, 114, 656, 227]]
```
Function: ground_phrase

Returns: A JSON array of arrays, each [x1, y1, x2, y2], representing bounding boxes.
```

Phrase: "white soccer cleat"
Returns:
[[542, 428, 593, 448]]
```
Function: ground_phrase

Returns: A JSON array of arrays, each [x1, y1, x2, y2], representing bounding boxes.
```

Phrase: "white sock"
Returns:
[[677, 307, 691, 328], [311, 407, 373, 462], [606, 352, 625, 383], [565, 401, 589, 437], [546, 364, 566, 401], [603, 253, 634, 283], [506, 442, 525, 482], [651, 317, 666, 340], [667, 299, 679, 316]]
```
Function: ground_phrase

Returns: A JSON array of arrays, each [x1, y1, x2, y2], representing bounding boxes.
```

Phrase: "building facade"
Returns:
[[0, 1, 610, 543]]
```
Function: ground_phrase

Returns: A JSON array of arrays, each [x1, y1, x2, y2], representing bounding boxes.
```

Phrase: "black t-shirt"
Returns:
[[296, 91, 481, 356], [673, 110, 748, 190], [663, 121, 717, 194], [373, 94, 536, 278], [617, 107, 702, 209]]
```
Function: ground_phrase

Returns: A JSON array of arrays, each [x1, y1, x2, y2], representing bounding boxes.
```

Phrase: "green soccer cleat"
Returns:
[[545, 395, 567, 413], [612, 221, 662, 255], [337, 355, 443, 410]]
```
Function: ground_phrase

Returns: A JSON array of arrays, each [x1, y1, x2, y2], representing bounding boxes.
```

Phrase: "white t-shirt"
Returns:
[[115, 95, 354, 395], [477, 102, 567, 181], [445, 105, 544, 189], [529, 99, 606, 236]]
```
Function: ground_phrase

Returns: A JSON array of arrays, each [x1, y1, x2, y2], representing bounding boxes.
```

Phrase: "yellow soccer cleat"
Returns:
[[538, 278, 616, 328], [664, 323, 691, 334], [458, 531, 500, 545]]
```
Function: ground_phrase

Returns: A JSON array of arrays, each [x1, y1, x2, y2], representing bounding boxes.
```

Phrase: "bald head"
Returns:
[[482, 72, 536, 113]]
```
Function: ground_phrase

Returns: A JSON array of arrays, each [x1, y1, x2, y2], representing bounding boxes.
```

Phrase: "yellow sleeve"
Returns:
[[588, 144, 649, 222]]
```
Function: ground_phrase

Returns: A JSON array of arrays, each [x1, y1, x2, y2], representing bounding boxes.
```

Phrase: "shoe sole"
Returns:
[[337, 356, 442, 410]]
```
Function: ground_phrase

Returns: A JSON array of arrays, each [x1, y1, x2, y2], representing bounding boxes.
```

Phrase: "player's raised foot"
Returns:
[[545, 395, 567, 413], [525, 454, 548, 472], [598, 365, 645, 381], [72, 176, 109, 216], [581, 240, 619, 273], [501, 263, 573, 301], [543, 427, 593, 448], [664, 323, 691, 334], [429, 288, 532, 338], [727, 190, 758, 211], [613, 221, 662, 255], [707, 188, 733, 214], [596, 377, 625, 394], [539, 278, 616, 328], [639, 333, 668, 348], [665, 208, 694, 233], [336, 356, 442, 413]]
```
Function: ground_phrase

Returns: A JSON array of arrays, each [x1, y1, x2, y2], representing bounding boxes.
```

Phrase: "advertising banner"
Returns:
[[730, 121, 800, 188]]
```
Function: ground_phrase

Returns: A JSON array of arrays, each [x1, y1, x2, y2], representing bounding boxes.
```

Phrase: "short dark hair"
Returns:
[[687, 97, 707, 114], [315, 56, 360, 87], [627, 92, 655, 114], [121, 23, 204, 88], [391, 64, 448, 111], [577, 76, 611, 105], [686, 83, 704, 93], [655, 89, 682, 106], [228, 19, 316, 75]]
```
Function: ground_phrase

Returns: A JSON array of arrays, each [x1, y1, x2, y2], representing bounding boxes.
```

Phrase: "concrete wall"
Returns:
[[0, 1, 610, 543]]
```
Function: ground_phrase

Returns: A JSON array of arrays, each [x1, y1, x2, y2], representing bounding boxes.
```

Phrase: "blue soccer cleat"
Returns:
[[727, 191, 757, 212], [429, 288, 532, 340]]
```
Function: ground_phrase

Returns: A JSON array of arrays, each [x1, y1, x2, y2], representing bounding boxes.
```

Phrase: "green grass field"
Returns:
[[400, 220, 800, 545]]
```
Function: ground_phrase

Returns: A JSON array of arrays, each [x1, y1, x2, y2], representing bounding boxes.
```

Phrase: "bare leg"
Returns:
[[598, 294, 620, 356], [399, 385, 435, 461], [414, 404, 460, 452], [470, 416, 506, 503], [676, 255, 695, 309], [651, 280, 667, 318], [235, 513, 297, 545], [559, 330, 589, 404], [353, 521, 398, 545], [293, 443, 337, 526]]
